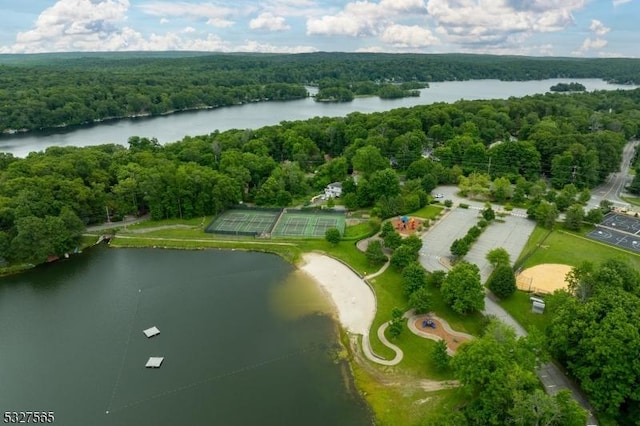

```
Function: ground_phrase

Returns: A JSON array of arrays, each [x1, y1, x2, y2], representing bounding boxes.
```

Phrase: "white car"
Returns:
[[434, 193, 444, 199]]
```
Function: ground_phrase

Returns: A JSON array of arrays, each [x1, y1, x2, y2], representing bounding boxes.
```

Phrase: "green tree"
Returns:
[[433, 339, 450, 371], [486, 247, 510, 268], [390, 245, 416, 270], [444, 199, 453, 208], [585, 207, 604, 224], [441, 262, 485, 314], [509, 389, 587, 426], [450, 320, 543, 425], [427, 270, 447, 289], [450, 238, 470, 258], [408, 286, 432, 314], [351, 145, 388, 176], [481, 205, 496, 222], [402, 235, 423, 257], [379, 220, 395, 239], [324, 227, 341, 245], [534, 200, 559, 229], [368, 168, 401, 200], [563, 204, 585, 231], [486, 264, 517, 299], [365, 240, 387, 265], [388, 307, 405, 339], [402, 262, 428, 296], [383, 229, 403, 251], [491, 176, 512, 202]]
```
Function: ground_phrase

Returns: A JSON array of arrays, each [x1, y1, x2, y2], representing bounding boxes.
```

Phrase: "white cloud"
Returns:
[[249, 12, 290, 31], [160, 18, 169, 24], [380, 24, 439, 47], [427, 0, 585, 46], [306, 0, 427, 37], [11, 0, 130, 51], [613, 0, 632, 6], [0, 0, 308, 54], [138, 1, 237, 27], [356, 45, 385, 52], [589, 19, 610, 36], [573, 37, 608, 55], [234, 40, 316, 53]]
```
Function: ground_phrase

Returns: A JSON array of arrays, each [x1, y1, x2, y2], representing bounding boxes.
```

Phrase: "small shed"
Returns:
[[143, 326, 160, 338], [530, 297, 545, 314], [145, 357, 164, 368]]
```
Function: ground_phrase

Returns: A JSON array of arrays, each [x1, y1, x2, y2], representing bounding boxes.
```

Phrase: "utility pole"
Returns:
[[572, 165, 578, 183]]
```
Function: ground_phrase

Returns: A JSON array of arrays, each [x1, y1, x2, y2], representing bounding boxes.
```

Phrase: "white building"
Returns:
[[324, 182, 343, 199]]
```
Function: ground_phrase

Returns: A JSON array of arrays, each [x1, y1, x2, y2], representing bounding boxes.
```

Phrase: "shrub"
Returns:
[[402, 262, 428, 296], [409, 286, 432, 314], [365, 240, 387, 265], [459, 203, 469, 209], [325, 227, 341, 245], [486, 264, 517, 299]]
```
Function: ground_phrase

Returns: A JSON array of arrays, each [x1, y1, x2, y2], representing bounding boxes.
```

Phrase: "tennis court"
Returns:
[[272, 211, 346, 237], [205, 209, 280, 235]]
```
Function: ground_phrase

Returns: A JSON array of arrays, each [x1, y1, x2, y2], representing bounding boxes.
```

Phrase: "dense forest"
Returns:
[[1, 78, 640, 422], [1, 52, 640, 132]]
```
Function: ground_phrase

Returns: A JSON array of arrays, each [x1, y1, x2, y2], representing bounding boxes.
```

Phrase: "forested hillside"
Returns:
[[1, 87, 638, 266], [1, 52, 640, 133]]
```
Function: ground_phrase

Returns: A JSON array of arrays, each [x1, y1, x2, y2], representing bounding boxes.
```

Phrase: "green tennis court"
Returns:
[[206, 209, 280, 235], [272, 211, 346, 237]]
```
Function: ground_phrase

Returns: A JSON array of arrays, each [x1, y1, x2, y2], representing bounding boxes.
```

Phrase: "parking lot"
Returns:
[[419, 206, 536, 282], [419, 207, 481, 273]]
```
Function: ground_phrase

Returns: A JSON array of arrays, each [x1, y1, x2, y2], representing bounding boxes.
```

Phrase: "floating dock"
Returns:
[[145, 357, 164, 368], [143, 326, 160, 338]]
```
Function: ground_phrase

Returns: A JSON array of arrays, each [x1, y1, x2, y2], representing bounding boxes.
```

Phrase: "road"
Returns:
[[589, 139, 638, 209]]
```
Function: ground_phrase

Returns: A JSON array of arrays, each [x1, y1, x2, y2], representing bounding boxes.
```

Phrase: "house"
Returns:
[[324, 182, 342, 199]]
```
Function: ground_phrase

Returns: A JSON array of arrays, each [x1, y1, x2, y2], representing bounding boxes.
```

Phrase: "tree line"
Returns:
[[1, 88, 638, 265], [1, 52, 640, 133]]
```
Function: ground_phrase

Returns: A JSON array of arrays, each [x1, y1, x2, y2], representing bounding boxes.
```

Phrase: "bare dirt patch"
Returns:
[[517, 263, 572, 294]]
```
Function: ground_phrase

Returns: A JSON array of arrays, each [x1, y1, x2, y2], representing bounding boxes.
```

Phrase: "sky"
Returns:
[[0, 0, 637, 57]]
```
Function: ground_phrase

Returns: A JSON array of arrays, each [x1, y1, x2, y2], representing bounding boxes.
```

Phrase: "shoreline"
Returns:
[[299, 253, 375, 336]]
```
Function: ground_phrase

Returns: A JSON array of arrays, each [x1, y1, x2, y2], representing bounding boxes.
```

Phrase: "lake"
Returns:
[[0, 247, 372, 425], [0, 78, 636, 157]]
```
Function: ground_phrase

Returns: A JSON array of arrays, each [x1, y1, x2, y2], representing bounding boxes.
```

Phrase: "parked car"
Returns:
[[434, 193, 444, 198]]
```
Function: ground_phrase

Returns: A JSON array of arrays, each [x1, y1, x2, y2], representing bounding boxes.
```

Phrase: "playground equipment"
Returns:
[[422, 319, 436, 328]]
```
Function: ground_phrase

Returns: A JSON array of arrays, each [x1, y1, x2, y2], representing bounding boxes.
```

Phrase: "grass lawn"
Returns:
[[343, 221, 379, 239], [124, 216, 210, 230], [409, 205, 444, 220], [519, 226, 640, 270], [506, 224, 640, 335], [352, 361, 466, 426], [622, 195, 640, 207], [498, 291, 551, 333]]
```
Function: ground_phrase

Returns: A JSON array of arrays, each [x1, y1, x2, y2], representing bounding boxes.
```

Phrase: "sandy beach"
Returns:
[[299, 253, 376, 336]]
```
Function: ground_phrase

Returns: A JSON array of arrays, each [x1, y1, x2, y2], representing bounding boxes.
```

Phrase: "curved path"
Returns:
[[406, 314, 473, 355], [362, 322, 403, 366]]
